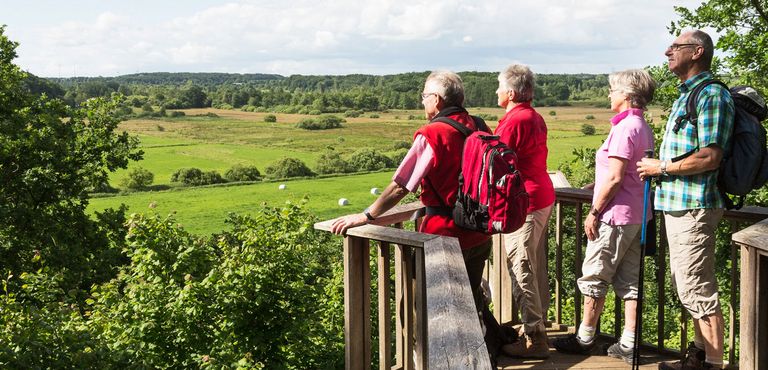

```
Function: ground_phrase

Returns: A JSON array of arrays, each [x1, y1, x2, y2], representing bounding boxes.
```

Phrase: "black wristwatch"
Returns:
[[589, 206, 601, 217], [363, 207, 375, 221]]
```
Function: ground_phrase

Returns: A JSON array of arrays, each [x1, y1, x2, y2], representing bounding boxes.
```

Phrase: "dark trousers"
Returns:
[[462, 240, 503, 361]]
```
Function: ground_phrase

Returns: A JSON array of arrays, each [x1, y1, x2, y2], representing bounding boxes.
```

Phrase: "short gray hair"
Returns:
[[498, 64, 535, 102], [686, 29, 714, 68], [608, 69, 656, 109], [424, 70, 465, 107]]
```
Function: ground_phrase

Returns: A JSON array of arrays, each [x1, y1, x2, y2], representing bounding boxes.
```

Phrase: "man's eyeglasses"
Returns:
[[667, 43, 700, 52], [421, 92, 438, 100]]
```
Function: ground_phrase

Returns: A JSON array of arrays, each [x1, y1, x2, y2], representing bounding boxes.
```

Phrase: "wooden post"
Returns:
[[739, 244, 756, 369], [555, 201, 563, 325], [378, 242, 391, 370], [344, 236, 371, 370], [575, 203, 583, 327]]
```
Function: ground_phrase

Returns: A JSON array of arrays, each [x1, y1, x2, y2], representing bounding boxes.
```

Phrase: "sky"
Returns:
[[2, 0, 707, 78]]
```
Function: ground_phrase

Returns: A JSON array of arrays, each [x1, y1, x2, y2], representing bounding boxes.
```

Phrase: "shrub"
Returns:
[[369, 114, 379, 119], [121, 167, 154, 190], [347, 148, 395, 171], [225, 164, 261, 182], [308, 109, 322, 115], [265, 158, 315, 179], [296, 115, 345, 130], [315, 150, 350, 174], [344, 110, 362, 118], [264, 114, 277, 123], [549, 110, 557, 116], [585, 114, 595, 120], [408, 114, 418, 120], [168, 111, 185, 118], [476, 113, 498, 121], [389, 148, 409, 165], [171, 168, 223, 186], [393, 140, 411, 150], [581, 123, 596, 136]]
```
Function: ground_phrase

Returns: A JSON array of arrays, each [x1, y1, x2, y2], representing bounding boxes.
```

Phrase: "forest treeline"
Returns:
[[31, 71, 611, 113]]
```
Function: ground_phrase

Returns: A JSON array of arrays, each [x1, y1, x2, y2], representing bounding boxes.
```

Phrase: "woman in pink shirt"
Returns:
[[553, 69, 655, 364]]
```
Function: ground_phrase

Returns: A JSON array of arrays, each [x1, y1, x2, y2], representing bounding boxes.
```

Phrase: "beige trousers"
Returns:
[[503, 204, 553, 335]]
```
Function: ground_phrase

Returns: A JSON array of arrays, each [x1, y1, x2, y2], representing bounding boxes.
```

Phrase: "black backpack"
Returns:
[[673, 80, 768, 209]]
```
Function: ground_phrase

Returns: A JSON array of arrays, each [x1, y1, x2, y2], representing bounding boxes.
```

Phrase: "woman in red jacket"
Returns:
[[495, 64, 556, 359]]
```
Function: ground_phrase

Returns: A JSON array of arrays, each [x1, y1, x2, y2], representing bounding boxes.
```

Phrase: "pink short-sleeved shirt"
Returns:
[[594, 108, 654, 225], [392, 134, 434, 192]]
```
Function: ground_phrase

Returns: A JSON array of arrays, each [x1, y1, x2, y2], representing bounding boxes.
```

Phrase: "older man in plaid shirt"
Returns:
[[637, 30, 734, 370]]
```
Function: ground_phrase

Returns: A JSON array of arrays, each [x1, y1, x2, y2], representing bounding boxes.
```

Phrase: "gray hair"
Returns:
[[608, 69, 656, 109], [424, 70, 465, 107], [498, 64, 535, 102], [686, 29, 714, 69]]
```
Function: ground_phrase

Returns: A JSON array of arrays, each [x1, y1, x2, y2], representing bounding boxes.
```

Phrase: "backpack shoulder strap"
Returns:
[[430, 116, 476, 137], [673, 79, 728, 133]]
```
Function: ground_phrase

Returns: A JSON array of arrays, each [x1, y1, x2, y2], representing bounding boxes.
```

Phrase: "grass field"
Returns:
[[92, 106, 664, 234]]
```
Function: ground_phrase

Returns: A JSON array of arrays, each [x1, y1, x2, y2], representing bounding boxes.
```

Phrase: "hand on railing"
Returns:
[[330, 213, 369, 236]]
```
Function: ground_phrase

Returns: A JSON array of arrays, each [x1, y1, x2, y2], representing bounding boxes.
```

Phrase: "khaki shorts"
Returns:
[[577, 222, 642, 299], [664, 208, 723, 319]]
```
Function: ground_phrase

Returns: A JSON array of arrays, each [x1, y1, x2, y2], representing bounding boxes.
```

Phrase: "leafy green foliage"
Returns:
[[224, 164, 261, 182], [264, 114, 277, 122], [347, 148, 395, 171], [580, 123, 596, 135], [120, 167, 154, 190], [264, 158, 315, 179], [315, 149, 351, 175], [171, 167, 225, 186], [296, 115, 345, 130]]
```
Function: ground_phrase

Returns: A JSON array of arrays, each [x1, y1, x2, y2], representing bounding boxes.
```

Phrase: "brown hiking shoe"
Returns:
[[501, 331, 550, 359], [658, 342, 712, 369]]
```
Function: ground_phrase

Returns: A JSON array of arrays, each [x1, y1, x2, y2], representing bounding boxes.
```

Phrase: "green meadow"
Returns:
[[89, 106, 661, 234]]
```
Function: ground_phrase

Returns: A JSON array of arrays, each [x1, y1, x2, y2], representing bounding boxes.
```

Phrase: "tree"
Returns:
[[121, 167, 154, 190], [0, 25, 143, 290], [672, 1, 768, 92]]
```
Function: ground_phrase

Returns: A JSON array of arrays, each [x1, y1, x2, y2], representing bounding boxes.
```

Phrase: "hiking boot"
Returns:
[[553, 333, 595, 355], [658, 342, 711, 369], [607, 342, 635, 364], [501, 331, 550, 359]]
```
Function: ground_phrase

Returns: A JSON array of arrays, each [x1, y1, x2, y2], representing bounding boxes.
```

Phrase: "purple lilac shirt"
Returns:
[[594, 108, 654, 225]]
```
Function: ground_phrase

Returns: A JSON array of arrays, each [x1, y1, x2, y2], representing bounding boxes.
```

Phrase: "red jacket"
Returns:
[[494, 103, 555, 213], [415, 110, 491, 250]]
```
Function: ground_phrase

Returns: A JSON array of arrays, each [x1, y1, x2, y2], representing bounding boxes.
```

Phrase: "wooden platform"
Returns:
[[497, 326, 678, 370]]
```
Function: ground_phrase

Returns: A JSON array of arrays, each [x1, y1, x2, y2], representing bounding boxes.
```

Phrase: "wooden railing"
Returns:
[[732, 218, 768, 370], [315, 188, 768, 369], [315, 203, 492, 370]]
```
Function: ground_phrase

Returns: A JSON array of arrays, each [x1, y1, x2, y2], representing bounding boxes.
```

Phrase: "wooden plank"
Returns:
[[414, 248, 427, 369], [728, 223, 738, 365], [732, 218, 768, 252], [402, 246, 415, 370], [555, 202, 563, 325], [345, 236, 371, 370], [575, 203, 583, 327], [394, 244, 404, 369], [739, 245, 756, 370], [315, 222, 438, 248], [423, 237, 492, 369], [378, 242, 392, 370]]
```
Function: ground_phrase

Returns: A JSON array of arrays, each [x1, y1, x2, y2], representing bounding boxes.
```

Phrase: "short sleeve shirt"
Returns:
[[594, 109, 654, 225], [655, 72, 735, 211], [392, 134, 433, 192]]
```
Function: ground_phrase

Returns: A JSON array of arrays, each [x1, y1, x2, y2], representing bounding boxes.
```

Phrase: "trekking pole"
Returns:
[[632, 149, 654, 370]]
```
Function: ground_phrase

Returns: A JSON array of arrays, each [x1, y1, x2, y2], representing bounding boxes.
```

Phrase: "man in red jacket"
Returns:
[[332, 70, 503, 363]]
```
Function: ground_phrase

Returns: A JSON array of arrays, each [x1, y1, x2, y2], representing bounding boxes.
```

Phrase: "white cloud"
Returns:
[[5, 0, 705, 77]]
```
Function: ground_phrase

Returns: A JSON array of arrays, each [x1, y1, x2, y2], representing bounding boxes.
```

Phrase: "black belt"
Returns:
[[425, 206, 452, 216]]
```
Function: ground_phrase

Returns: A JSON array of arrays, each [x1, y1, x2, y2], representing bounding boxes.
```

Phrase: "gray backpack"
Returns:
[[673, 81, 768, 209]]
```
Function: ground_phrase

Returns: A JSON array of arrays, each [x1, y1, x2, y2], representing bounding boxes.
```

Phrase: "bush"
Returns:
[[224, 164, 261, 182], [344, 110, 362, 118], [171, 168, 225, 186], [476, 113, 498, 121], [369, 114, 379, 119], [264, 114, 277, 123], [585, 114, 595, 120], [581, 123, 596, 136], [168, 111, 185, 118], [296, 115, 345, 130], [347, 148, 395, 171], [120, 167, 154, 190], [264, 158, 315, 179], [408, 114, 418, 120], [315, 149, 350, 174], [393, 140, 411, 150], [389, 148, 409, 165], [549, 110, 557, 116]]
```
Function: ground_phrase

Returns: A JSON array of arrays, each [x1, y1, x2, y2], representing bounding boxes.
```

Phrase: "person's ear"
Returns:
[[508, 90, 517, 102], [691, 45, 705, 61]]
